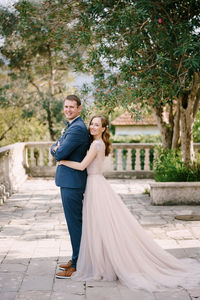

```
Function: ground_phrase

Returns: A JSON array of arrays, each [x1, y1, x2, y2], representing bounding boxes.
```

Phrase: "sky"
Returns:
[[0, 0, 18, 7]]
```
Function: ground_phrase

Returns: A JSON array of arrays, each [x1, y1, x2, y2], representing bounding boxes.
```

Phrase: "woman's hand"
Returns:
[[58, 160, 65, 165]]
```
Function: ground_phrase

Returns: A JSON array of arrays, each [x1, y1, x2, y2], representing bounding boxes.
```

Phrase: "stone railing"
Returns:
[[0, 143, 27, 204], [17, 142, 200, 179], [24, 142, 157, 178], [0, 141, 200, 204], [103, 143, 156, 178], [24, 142, 56, 177]]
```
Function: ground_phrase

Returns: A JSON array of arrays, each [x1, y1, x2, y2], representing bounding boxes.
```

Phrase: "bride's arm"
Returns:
[[58, 142, 97, 171]]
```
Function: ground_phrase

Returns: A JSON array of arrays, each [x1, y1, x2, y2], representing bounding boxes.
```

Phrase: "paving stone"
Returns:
[[0, 239, 15, 251], [86, 286, 121, 300], [16, 291, 51, 300], [167, 248, 187, 258], [20, 275, 54, 291], [154, 239, 180, 249], [32, 247, 59, 259], [51, 292, 85, 300], [53, 279, 85, 293], [58, 255, 71, 263], [184, 247, 200, 259], [1, 178, 200, 300], [118, 283, 155, 300], [0, 272, 24, 292], [86, 280, 118, 288], [177, 239, 200, 248], [166, 229, 194, 240], [0, 263, 27, 273], [154, 289, 191, 300], [36, 239, 60, 248], [191, 227, 200, 238], [188, 288, 200, 299], [27, 259, 56, 275], [140, 216, 167, 226], [2, 258, 31, 265], [0, 291, 17, 300], [0, 254, 6, 264]]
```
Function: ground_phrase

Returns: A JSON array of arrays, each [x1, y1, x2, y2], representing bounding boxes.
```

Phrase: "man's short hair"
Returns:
[[64, 95, 81, 107]]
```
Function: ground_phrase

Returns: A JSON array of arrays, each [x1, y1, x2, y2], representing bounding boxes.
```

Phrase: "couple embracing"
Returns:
[[51, 95, 200, 292]]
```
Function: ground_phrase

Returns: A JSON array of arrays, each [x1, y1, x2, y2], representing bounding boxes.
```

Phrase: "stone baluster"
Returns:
[[23, 147, 29, 167], [126, 148, 132, 171], [135, 148, 141, 171], [30, 147, 35, 167], [48, 149, 54, 166], [144, 148, 150, 171], [38, 148, 44, 167], [152, 148, 158, 170], [117, 149, 123, 171]]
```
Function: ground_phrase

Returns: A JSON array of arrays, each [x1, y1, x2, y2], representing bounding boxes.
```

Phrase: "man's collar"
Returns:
[[67, 115, 81, 126], [69, 115, 81, 124]]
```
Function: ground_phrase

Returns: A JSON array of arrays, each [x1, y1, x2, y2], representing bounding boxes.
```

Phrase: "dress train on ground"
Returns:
[[72, 140, 200, 292]]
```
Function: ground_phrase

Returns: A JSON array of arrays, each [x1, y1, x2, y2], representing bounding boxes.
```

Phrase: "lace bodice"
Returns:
[[87, 140, 105, 175]]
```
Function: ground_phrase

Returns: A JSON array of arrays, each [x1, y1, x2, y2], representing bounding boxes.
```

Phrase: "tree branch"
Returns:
[[0, 123, 14, 141]]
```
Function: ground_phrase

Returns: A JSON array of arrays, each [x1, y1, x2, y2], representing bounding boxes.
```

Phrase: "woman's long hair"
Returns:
[[89, 116, 112, 156]]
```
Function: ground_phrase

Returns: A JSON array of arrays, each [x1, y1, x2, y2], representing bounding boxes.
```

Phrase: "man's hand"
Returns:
[[53, 141, 60, 153]]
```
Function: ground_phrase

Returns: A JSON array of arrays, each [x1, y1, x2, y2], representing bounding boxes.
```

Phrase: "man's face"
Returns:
[[63, 100, 81, 121]]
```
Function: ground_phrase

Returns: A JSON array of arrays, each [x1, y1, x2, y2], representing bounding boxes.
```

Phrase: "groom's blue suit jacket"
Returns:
[[51, 116, 89, 189]]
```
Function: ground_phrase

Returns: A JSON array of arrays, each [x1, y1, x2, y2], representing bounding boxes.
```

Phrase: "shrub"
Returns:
[[154, 148, 200, 182]]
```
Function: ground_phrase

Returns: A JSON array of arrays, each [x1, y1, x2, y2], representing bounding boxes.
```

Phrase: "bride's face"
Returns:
[[89, 117, 104, 137]]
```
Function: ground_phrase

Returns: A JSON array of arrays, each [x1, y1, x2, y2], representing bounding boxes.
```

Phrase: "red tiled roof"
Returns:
[[111, 111, 157, 126]]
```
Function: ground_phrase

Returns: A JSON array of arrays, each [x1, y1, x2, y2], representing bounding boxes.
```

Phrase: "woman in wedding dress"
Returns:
[[58, 115, 200, 292]]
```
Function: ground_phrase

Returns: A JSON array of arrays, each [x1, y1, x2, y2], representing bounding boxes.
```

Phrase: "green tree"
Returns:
[[0, 0, 85, 140], [193, 109, 200, 143], [0, 107, 49, 146], [73, 0, 200, 164]]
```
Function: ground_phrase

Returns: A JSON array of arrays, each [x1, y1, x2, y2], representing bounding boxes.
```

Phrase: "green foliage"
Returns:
[[75, 0, 200, 111], [154, 147, 200, 182], [194, 109, 200, 142], [0, 0, 85, 140], [0, 107, 49, 146]]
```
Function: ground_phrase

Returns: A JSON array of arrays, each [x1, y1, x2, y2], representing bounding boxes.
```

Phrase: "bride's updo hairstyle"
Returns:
[[89, 116, 112, 156]]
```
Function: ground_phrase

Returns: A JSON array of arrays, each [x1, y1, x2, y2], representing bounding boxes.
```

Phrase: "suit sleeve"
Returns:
[[50, 141, 58, 157], [54, 126, 84, 161], [50, 134, 64, 157]]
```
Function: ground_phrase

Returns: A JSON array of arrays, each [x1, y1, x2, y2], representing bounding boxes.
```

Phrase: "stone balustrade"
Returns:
[[103, 143, 156, 178], [24, 142, 56, 177], [24, 142, 157, 178], [0, 141, 200, 205], [24, 142, 200, 178], [0, 143, 27, 204]]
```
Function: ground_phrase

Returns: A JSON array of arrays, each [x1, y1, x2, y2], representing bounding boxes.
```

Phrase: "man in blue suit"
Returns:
[[51, 95, 89, 278]]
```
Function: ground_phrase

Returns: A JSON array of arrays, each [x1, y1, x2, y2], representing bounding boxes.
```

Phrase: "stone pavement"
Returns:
[[0, 178, 200, 300]]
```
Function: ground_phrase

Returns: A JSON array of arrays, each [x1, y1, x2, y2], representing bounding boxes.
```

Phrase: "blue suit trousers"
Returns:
[[60, 187, 84, 268]]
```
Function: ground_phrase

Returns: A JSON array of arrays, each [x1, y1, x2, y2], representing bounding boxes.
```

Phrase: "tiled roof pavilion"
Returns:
[[111, 111, 157, 126]]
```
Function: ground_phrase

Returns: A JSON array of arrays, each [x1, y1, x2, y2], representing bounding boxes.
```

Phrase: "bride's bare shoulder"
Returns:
[[91, 140, 104, 151]]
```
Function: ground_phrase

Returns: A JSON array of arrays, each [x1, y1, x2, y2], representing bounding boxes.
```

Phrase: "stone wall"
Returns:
[[0, 143, 27, 204], [150, 182, 200, 205]]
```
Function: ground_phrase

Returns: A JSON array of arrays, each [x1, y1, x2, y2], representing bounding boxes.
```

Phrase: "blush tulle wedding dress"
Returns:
[[72, 140, 200, 292]]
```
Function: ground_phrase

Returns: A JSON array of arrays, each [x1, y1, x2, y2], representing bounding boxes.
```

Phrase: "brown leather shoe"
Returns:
[[56, 267, 76, 279], [59, 259, 72, 271]]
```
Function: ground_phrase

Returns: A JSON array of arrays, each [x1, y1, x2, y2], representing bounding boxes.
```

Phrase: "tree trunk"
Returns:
[[180, 73, 200, 164], [152, 105, 173, 149], [171, 97, 180, 149], [46, 103, 56, 141]]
